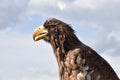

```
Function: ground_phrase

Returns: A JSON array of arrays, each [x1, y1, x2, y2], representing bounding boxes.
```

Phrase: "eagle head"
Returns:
[[33, 18, 74, 42]]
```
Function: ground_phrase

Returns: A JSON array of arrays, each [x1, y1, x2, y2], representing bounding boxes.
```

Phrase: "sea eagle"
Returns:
[[33, 18, 119, 80]]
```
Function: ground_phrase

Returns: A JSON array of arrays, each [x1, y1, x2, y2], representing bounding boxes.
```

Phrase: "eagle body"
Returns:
[[55, 46, 119, 80], [33, 18, 119, 80]]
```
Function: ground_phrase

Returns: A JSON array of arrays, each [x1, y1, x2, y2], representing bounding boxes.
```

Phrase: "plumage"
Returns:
[[33, 18, 119, 80]]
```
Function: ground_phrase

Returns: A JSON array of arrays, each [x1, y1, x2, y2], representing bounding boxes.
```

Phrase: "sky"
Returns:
[[0, 0, 120, 80]]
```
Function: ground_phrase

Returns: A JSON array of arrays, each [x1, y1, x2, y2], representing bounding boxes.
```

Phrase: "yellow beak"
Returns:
[[33, 26, 48, 41]]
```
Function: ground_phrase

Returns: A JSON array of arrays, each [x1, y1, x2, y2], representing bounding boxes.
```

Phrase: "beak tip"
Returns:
[[33, 35, 37, 41], [33, 36, 35, 41], [33, 37, 37, 42]]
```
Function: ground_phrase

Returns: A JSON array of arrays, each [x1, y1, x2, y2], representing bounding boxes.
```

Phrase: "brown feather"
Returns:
[[41, 18, 119, 80]]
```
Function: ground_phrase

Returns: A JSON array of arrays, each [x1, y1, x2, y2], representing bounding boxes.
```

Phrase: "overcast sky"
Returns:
[[0, 0, 120, 80]]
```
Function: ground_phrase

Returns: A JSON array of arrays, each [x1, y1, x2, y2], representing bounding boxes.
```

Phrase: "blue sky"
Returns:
[[0, 0, 120, 80]]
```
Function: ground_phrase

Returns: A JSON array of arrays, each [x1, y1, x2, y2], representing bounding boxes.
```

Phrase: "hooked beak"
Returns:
[[33, 26, 48, 41]]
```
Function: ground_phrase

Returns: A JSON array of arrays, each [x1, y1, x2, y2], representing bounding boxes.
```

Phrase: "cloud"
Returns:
[[0, 30, 58, 80], [28, 0, 120, 23], [20, 67, 58, 80], [0, 0, 29, 30], [57, 1, 66, 11], [91, 26, 120, 56], [1, 0, 120, 30], [74, 0, 106, 9], [16, 66, 58, 80], [101, 54, 120, 78]]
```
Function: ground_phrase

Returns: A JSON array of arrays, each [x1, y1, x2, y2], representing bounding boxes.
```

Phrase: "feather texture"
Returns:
[[34, 18, 119, 80]]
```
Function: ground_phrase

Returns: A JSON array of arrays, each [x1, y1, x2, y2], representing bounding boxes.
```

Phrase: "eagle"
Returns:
[[33, 18, 119, 80]]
